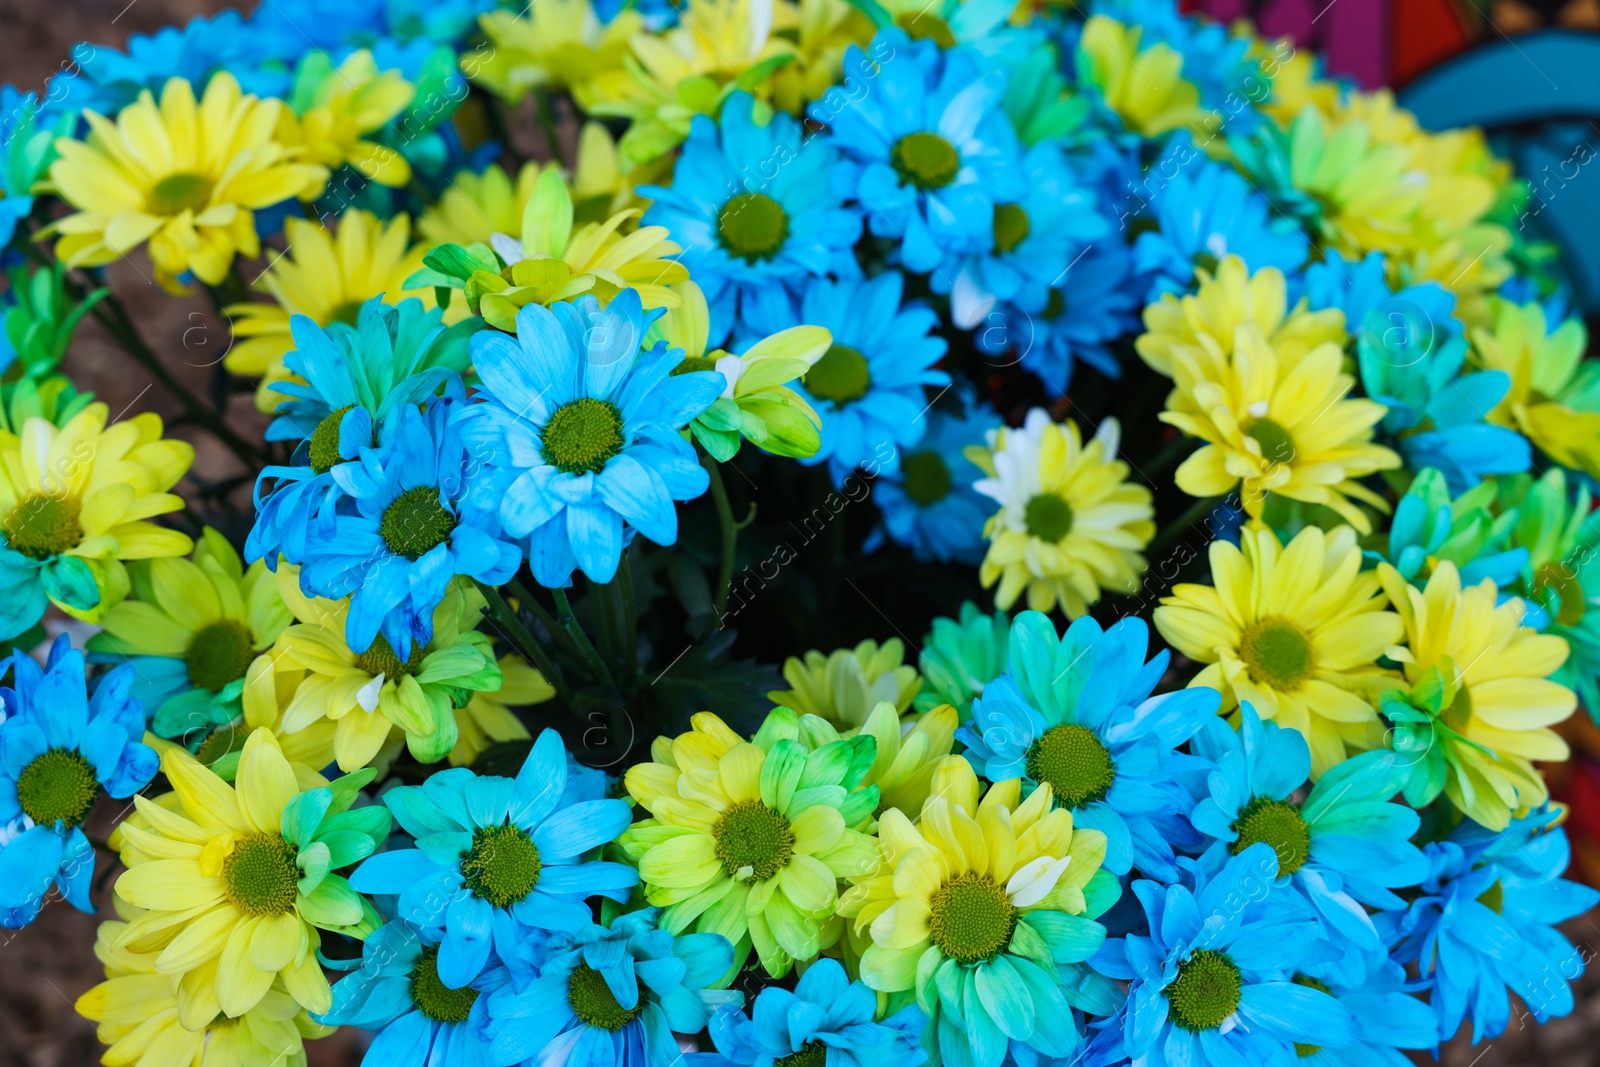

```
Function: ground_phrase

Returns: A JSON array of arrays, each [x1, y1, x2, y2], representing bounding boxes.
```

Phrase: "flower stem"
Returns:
[[552, 586, 615, 686], [476, 580, 567, 700], [1147, 494, 1228, 556], [700, 449, 738, 620]]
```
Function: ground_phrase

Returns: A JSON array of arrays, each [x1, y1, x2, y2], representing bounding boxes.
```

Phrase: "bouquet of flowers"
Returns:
[[1, 0, 1597, 1064]]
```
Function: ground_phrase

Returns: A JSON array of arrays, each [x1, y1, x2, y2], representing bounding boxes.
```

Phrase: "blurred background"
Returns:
[[0, 0, 1597, 1064]]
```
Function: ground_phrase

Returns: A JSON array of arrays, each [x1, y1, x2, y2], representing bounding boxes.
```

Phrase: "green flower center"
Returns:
[[568, 963, 642, 1032], [901, 450, 952, 506], [672, 355, 722, 377], [1166, 949, 1242, 1032], [541, 398, 625, 476], [717, 192, 790, 263], [185, 619, 256, 693], [308, 404, 355, 474], [16, 748, 99, 828], [893, 10, 955, 46], [713, 799, 794, 882], [195, 723, 249, 768], [928, 871, 1017, 964], [777, 1041, 829, 1067], [803, 345, 871, 407], [4, 493, 84, 559], [1025, 724, 1116, 809], [992, 203, 1030, 254], [380, 486, 456, 561], [890, 132, 960, 191], [147, 172, 214, 216], [1291, 976, 1331, 1056], [1238, 617, 1314, 691], [328, 301, 366, 328], [411, 946, 479, 1023], [353, 633, 427, 680], [1245, 417, 1296, 466], [1535, 561, 1587, 626], [460, 824, 543, 908], [1023, 493, 1074, 543], [222, 833, 301, 916], [1230, 796, 1310, 876], [1476, 879, 1503, 914], [1441, 680, 1473, 732]]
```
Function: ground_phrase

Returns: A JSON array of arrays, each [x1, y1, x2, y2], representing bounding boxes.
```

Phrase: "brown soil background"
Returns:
[[0, 1, 1595, 1063]]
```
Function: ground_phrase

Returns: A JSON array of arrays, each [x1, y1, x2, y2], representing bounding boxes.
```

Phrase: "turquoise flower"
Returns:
[[915, 601, 1010, 716], [0, 636, 156, 928], [1294, 950, 1437, 1067], [1, 88, 69, 252]]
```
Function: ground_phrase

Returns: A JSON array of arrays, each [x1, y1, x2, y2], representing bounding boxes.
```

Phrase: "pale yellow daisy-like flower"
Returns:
[[469, 0, 642, 100], [968, 410, 1154, 617], [1076, 15, 1205, 139], [1155, 523, 1402, 776], [277, 50, 415, 188], [768, 638, 921, 732]]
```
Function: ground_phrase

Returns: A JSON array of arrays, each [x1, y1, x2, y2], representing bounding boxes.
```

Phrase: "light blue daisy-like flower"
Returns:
[[297, 383, 520, 658], [477, 906, 738, 1067], [957, 611, 1219, 880], [349, 730, 639, 989], [697, 957, 926, 1067], [814, 30, 1025, 274], [983, 243, 1136, 397], [1294, 948, 1437, 1067], [640, 91, 861, 317], [870, 404, 998, 565], [740, 272, 949, 485], [1376, 807, 1600, 1045], [1085, 844, 1361, 1067], [1188, 704, 1428, 987], [0, 636, 156, 928], [319, 919, 514, 1067], [459, 289, 724, 588]]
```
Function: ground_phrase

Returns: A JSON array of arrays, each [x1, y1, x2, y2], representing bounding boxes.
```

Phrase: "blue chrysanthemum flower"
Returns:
[[1133, 155, 1308, 297], [815, 30, 1025, 274], [0, 636, 155, 928], [641, 92, 861, 318], [1085, 844, 1361, 1067], [1376, 807, 1600, 1044], [247, 298, 473, 571], [349, 730, 640, 988], [982, 243, 1135, 397], [459, 289, 724, 587], [478, 906, 738, 1067], [698, 957, 926, 1067], [870, 404, 998, 564], [740, 272, 949, 485], [297, 384, 520, 658], [319, 919, 513, 1067], [1189, 704, 1428, 986], [957, 611, 1219, 881], [1294, 948, 1437, 1067]]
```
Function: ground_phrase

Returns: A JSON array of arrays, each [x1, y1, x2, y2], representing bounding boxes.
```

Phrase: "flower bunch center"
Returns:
[[308, 405, 355, 474], [195, 724, 249, 768], [410, 945, 479, 1023], [16, 748, 99, 828], [672, 355, 721, 377], [1024, 493, 1074, 543], [928, 871, 1017, 964], [901, 451, 952, 506], [460, 824, 542, 908], [713, 799, 794, 881], [148, 172, 214, 216], [891, 132, 960, 190], [1026, 723, 1116, 809], [717, 192, 790, 263], [353, 633, 427, 681], [186, 619, 256, 693], [1441, 682, 1473, 732], [1245, 417, 1296, 466], [1166, 949, 1242, 1031], [380, 486, 456, 561], [568, 963, 643, 1031], [1238, 617, 1313, 691], [992, 203, 1030, 254], [222, 833, 301, 916], [541, 398, 625, 476], [1230, 796, 1310, 876], [803, 345, 871, 407], [4, 493, 84, 559]]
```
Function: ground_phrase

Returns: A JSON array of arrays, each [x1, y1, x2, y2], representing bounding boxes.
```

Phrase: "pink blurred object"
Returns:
[[1187, 0, 1389, 86]]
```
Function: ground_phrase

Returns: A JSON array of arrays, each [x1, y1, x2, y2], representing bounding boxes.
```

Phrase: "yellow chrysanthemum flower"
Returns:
[[268, 568, 502, 771], [1274, 107, 1424, 258], [619, 711, 881, 977], [278, 50, 414, 188], [49, 73, 327, 292], [1471, 298, 1600, 481], [1162, 322, 1399, 531], [76, 912, 331, 1067], [1377, 561, 1574, 830], [797, 700, 959, 820], [224, 209, 451, 411], [110, 729, 387, 1024], [1255, 38, 1338, 129], [1155, 524, 1402, 776], [419, 161, 553, 247], [470, 0, 642, 99], [1135, 256, 1345, 378], [0, 401, 193, 624], [766, 0, 873, 115], [452, 654, 554, 767], [1076, 15, 1205, 139], [967, 411, 1154, 616], [769, 639, 920, 732]]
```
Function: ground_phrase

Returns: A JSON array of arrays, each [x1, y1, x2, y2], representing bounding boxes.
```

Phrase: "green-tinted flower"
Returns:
[[3, 261, 108, 380], [1003, 43, 1092, 147], [915, 601, 1010, 716], [1473, 300, 1600, 480], [769, 638, 920, 732], [0, 373, 96, 434], [795, 700, 959, 823], [1364, 467, 1521, 586]]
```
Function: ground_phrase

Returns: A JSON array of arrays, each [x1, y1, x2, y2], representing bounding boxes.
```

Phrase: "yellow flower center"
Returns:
[[567, 963, 642, 1031], [928, 871, 1017, 964], [1245, 417, 1296, 466], [803, 345, 871, 407], [194, 724, 249, 768], [901, 450, 952, 506], [460, 824, 543, 908], [380, 486, 456, 560], [354, 633, 427, 680], [1229, 796, 1310, 876], [16, 748, 99, 828], [185, 619, 256, 693], [893, 10, 955, 46], [891, 132, 960, 191], [1024, 493, 1074, 543], [712, 799, 794, 882], [309, 405, 355, 474], [4, 493, 84, 559], [147, 172, 214, 216], [411, 945, 479, 1023], [1237, 617, 1313, 691], [1026, 724, 1116, 809], [222, 833, 301, 916], [717, 192, 790, 263], [992, 203, 1030, 254], [541, 398, 625, 476], [1166, 949, 1242, 1031], [672, 355, 722, 377], [327, 301, 366, 328]]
